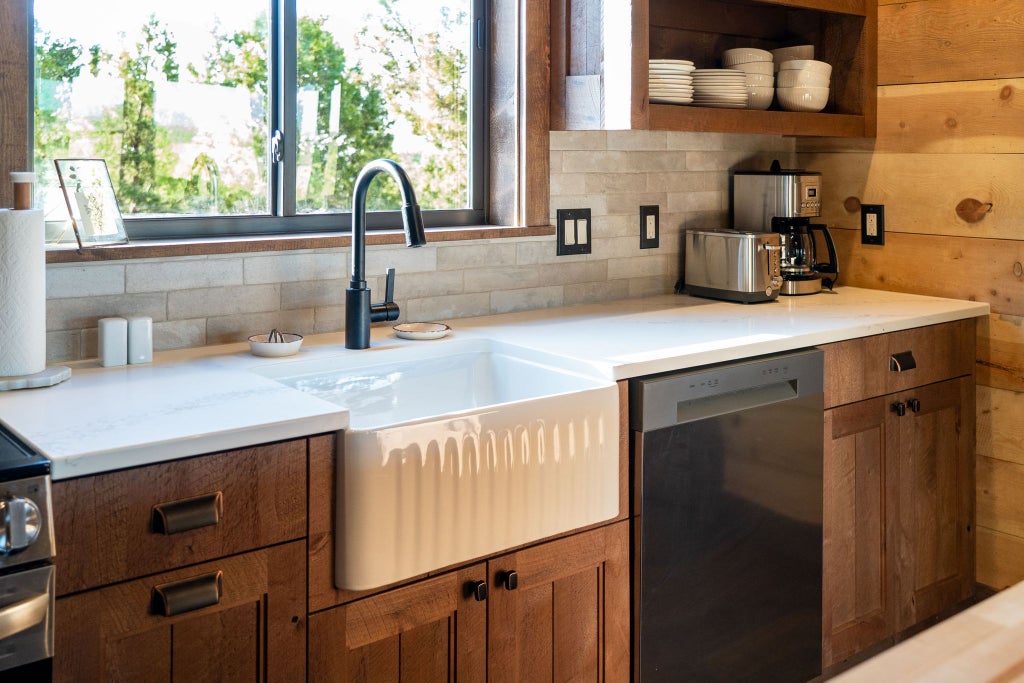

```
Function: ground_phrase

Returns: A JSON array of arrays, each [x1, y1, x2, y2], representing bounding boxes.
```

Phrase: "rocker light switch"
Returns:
[[556, 208, 592, 255]]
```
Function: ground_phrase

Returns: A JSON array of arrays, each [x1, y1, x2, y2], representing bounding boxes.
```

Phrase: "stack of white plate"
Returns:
[[691, 69, 748, 109], [649, 59, 695, 105]]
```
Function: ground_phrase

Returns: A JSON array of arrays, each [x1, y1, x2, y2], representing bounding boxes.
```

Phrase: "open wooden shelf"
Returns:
[[648, 104, 870, 137], [551, 0, 877, 138]]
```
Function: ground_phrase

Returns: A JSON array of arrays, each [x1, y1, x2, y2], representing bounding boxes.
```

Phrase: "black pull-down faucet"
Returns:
[[345, 159, 426, 349]]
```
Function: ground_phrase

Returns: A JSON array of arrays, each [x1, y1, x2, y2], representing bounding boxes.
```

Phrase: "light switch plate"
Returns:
[[640, 205, 659, 249], [556, 208, 592, 255]]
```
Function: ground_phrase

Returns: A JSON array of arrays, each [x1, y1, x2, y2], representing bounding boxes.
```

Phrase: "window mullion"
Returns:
[[271, 0, 297, 217]]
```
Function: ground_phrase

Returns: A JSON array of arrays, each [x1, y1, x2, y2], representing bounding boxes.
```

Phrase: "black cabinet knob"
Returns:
[[891, 401, 907, 417], [908, 398, 921, 413], [468, 580, 488, 602], [501, 570, 519, 591]]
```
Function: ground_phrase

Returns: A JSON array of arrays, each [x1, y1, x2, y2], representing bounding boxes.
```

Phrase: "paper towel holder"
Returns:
[[54, 158, 129, 249]]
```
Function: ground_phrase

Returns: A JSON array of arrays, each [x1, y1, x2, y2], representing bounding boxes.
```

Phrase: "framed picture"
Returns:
[[54, 159, 129, 248]]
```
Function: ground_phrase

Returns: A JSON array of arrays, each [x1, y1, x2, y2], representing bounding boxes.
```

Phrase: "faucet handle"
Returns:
[[368, 268, 400, 324], [384, 267, 396, 303]]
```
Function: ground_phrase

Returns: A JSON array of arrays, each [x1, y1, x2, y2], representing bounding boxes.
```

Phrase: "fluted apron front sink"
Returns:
[[255, 338, 619, 590]]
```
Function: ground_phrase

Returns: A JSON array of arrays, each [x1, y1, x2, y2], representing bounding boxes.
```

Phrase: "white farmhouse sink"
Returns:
[[255, 338, 619, 590]]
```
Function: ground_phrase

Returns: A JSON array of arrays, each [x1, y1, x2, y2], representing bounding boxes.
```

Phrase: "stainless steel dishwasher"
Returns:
[[630, 348, 823, 682]]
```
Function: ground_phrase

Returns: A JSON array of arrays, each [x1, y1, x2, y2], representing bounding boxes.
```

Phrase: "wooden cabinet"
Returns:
[[822, 321, 976, 667], [551, 0, 877, 137], [308, 521, 631, 682], [55, 542, 306, 682], [52, 438, 310, 682]]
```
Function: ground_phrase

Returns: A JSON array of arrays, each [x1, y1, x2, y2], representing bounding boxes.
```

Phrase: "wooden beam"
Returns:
[[879, 0, 1024, 85], [829, 228, 1024, 317], [800, 151, 1024, 240], [0, 0, 29, 209]]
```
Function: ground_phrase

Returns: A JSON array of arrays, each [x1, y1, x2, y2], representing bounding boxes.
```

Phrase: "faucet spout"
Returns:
[[346, 159, 426, 349]]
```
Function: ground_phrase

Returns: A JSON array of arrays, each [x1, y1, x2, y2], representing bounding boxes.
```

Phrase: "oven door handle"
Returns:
[[0, 591, 49, 641]]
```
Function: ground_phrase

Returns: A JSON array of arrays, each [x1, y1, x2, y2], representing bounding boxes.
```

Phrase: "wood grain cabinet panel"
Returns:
[[823, 396, 896, 666], [53, 439, 307, 595], [308, 564, 488, 682], [309, 521, 630, 682], [488, 521, 631, 683], [891, 378, 975, 631], [823, 320, 974, 408], [54, 541, 306, 682], [822, 370, 975, 667]]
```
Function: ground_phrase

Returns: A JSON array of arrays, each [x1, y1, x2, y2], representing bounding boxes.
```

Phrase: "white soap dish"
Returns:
[[248, 330, 303, 357], [393, 322, 452, 341]]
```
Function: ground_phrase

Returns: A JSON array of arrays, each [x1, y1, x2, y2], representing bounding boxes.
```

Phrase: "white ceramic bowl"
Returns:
[[746, 86, 774, 110], [741, 72, 775, 87], [779, 59, 832, 78], [776, 69, 830, 88], [776, 86, 829, 112], [727, 61, 774, 76], [770, 45, 814, 64], [248, 331, 303, 357], [721, 47, 773, 66]]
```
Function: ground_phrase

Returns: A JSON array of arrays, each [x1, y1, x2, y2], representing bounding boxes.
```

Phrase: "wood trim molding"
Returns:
[[45, 225, 555, 263], [0, 0, 29, 209]]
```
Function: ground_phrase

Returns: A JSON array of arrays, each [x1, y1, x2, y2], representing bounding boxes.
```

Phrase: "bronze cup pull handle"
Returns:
[[152, 571, 224, 617], [889, 351, 917, 372], [152, 491, 223, 535]]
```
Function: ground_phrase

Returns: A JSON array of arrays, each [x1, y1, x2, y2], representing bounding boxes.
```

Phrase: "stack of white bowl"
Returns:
[[691, 69, 749, 108], [775, 58, 831, 113], [721, 47, 774, 110], [648, 59, 695, 105]]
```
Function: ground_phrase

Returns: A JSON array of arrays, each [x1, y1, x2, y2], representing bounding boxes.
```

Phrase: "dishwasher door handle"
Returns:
[[674, 380, 799, 425], [632, 348, 825, 432]]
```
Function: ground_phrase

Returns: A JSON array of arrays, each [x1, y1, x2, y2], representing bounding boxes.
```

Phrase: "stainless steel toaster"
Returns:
[[684, 229, 782, 303]]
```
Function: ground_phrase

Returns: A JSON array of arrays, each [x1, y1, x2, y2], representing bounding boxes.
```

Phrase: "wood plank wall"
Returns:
[[796, 0, 1024, 590]]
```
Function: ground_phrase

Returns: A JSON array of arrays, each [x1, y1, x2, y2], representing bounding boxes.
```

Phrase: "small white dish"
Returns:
[[393, 322, 452, 341], [248, 330, 303, 357]]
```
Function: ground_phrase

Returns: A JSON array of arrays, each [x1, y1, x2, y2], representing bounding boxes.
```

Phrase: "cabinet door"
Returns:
[[54, 541, 305, 682], [308, 564, 488, 682], [488, 521, 630, 683], [891, 377, 975, 630], [822, 396, 897, 666]]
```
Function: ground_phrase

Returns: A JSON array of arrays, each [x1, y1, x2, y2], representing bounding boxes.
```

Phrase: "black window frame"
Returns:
[[30, 0, 489, 240]]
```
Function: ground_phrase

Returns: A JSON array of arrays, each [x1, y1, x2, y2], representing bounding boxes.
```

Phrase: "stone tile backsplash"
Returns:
[[45, 131, 795, 362]]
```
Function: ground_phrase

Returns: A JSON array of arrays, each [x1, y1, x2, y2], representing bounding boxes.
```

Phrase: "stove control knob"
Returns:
[[0, 495, 41, 554]]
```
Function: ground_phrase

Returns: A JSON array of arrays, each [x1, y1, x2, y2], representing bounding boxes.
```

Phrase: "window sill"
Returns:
[[45, 224, 556, 263]]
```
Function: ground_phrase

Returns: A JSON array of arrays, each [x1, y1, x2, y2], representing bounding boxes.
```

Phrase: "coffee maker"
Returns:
[[732, 161, 838, 295]]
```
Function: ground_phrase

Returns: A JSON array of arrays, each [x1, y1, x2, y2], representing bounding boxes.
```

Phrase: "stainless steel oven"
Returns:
[[0, 424, 54, 679]]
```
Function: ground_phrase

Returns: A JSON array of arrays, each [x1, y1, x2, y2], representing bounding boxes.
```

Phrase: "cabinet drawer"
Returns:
[[54, 541, 306, 682], [54, 439, 307, 595], [823, 320, 975, 408]]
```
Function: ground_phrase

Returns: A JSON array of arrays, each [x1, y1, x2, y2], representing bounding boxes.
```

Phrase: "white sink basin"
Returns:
[[255, 338, 620, 590]]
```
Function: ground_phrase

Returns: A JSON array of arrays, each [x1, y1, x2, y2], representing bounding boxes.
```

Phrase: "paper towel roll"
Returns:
[[0, 209, 46, 377]]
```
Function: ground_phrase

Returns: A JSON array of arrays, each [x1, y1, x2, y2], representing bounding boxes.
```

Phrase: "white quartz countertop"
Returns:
[[0, 286, 989, 479]]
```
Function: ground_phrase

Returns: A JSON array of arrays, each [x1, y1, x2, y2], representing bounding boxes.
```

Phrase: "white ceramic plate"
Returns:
[[393, 322, 452, 340], [650, 96, 694, 104], [649, 59, 694, 65]]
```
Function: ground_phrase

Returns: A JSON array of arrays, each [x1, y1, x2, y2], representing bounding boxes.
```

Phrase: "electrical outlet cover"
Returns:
[[861, 204, 885, 245], [640, 205, 660, 249]]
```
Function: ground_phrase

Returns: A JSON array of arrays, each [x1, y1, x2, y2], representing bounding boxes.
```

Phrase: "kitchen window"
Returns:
[[32, 0, 487, 240]]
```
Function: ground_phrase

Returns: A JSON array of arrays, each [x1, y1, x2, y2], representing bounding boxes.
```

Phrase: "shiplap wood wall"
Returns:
[[797, 0, 1024, 589]]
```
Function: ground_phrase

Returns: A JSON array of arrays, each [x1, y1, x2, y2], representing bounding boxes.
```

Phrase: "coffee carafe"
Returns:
[[732, 160, 840, 296], [771, 219, 838, 295]]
